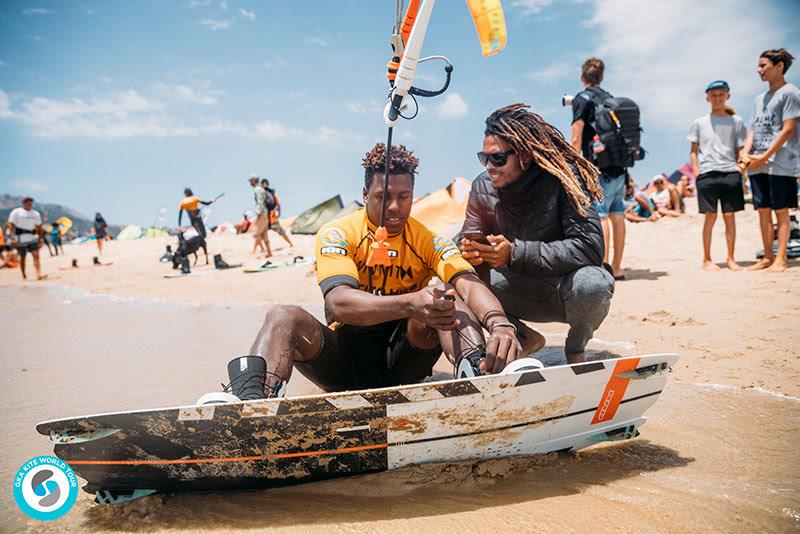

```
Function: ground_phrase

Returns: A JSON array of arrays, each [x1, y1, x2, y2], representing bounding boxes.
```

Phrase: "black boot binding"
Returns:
[[454, 346, 486, 379], [197, 356, 285, 404]]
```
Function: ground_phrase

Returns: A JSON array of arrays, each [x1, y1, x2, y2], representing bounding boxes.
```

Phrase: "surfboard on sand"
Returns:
[[244, 256, 314, 273], [163, 266, 241, 279], [37, 353, 677, 504]]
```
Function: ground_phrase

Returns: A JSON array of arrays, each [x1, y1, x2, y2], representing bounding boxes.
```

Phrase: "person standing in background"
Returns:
[[688, 80, 747, 271], [741, 48, 799, 272], [249, 175, 271, 258]]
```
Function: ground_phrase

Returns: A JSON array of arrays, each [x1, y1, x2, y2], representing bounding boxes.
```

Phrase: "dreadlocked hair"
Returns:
[[484, 103, 603, 217], [362, 142, 419, 188]]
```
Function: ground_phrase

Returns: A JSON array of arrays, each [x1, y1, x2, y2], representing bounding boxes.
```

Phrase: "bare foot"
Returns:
[[726, 259, 742, 271], [703, 260, 721, 271], [566, 352, 587, 364], [748, 257, 774, 271], [37, 274, 48, 280], [766, 260, 787, 273]]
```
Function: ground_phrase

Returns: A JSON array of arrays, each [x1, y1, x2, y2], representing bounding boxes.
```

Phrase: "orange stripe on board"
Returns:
[[591, 358, 640, 425], [67, 443, 388, 466]]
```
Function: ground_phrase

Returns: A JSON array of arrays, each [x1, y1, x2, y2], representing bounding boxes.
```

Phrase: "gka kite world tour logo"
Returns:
[[14, 456, 78, 521]]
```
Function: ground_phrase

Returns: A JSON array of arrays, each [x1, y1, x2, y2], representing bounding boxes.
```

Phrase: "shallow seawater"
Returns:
[[1, 286, 798, 532]]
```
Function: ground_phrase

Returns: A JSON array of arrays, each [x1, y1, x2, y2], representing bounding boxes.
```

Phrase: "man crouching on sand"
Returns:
[[202, 143, 543, 403]]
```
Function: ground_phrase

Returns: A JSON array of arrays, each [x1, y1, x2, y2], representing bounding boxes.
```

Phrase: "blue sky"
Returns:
[[1, 0, 799, 226]]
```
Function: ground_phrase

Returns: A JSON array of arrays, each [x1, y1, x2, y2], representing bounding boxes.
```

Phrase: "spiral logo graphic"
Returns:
[[14, 456, 78, 521]]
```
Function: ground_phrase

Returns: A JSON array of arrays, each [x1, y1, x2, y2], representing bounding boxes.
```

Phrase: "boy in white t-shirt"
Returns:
[[688, 80, 747, 271], [7, 196, 45, 280]]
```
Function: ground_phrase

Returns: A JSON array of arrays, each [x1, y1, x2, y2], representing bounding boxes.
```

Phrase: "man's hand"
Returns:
[[481, 325, 521, 374], [410, 285, 458, 331], [460, 235, 513, 268], [745, 153, 769, 169]]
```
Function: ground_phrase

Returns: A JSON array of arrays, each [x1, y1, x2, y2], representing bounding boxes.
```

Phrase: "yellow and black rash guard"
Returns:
[[316, 208, 474, 298]]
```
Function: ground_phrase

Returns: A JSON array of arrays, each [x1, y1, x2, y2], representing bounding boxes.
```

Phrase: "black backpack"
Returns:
[[582, 87, 645, 169], [262, 188, 277, 211]]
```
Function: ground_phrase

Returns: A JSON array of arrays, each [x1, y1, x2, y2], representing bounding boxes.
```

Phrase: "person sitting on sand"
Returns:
[[649, 175, 682, 217], [7, 196, 46, 280], [178, 188, 212, 238], [204, 142, 536, 402], [235, 214, 251, 234], [624, 177, 660, 223], [459, 103, 613, 364]]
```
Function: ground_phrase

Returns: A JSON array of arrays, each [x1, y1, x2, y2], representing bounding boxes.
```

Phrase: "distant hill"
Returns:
[[0, 194, 122, 237]]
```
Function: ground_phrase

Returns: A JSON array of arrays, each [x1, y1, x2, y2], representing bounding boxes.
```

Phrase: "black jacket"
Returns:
[[461, 164, 604, 280]]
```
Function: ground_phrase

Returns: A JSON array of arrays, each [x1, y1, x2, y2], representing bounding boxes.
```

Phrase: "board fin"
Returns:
[[50, 428, 120, 444], [95, 489, 157, 504], [615, 362, 671, 379], [588, 424, 640, 443]]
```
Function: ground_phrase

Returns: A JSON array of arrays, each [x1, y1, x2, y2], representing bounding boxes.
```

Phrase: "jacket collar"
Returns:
[[495, 162, 543, 206]]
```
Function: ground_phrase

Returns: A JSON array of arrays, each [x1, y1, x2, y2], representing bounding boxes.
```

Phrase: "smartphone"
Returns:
[[462, 231, 490, 245]]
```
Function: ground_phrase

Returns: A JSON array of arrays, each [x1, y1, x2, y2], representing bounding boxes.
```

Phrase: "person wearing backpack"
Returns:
[[570, 57, 643, 281], [261, 178, 293, 247]]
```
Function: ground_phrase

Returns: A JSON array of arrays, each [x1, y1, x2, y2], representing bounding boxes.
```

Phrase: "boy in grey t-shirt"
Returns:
[[742, 48, 800, 272], [688, 80, 747, 271]]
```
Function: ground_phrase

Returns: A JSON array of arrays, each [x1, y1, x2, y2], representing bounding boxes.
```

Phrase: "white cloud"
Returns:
[[306, 37, 328, 47], [343, 98, 382, 114], [22, 8, 53, 15], [155, 83, 220, 105], [30, 35, 44, 44], [0, 88, 364, 147], [11, 179, 50, 192], [0, 90, 12, 119], [219, 0, 228, 11], [189, 0, 212, 7], [263, 56, 286, 69], [586, 0, 794, 131], [85, 8, 99, 15], [435, 93, 469, 120], [239, 8, 255, 20], [200, 18, 233, 31], [511, 0, 555, 16], [526, 62, 573, 84]]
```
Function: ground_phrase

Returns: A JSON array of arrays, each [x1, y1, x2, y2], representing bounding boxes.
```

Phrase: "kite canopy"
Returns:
[[467, 0, 507, 56]]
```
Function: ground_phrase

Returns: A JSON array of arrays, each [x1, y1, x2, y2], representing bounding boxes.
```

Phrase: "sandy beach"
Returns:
[[1, 198, 799, 532]]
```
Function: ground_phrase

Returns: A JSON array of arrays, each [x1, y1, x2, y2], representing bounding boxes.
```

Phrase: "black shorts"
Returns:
[[750, 173, 799, 210], [15, 241, 39, 256], [293, 320, 443, 392], [696, 171, 745, 213]]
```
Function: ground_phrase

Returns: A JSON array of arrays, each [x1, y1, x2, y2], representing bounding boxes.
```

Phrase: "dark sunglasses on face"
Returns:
[[477, 150, 515, 167]]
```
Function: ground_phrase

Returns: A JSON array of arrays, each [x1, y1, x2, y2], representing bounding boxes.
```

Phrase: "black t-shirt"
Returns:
[[572, 86, 624, 176]]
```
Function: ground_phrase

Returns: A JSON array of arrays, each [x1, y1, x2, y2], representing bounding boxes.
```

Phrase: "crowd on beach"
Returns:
[[2, 46, 797, 396]]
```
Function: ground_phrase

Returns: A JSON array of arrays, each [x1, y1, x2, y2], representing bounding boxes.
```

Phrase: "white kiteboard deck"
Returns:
[[36, 353, 677, 504]]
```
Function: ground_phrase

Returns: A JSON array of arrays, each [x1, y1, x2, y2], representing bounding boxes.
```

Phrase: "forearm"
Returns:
[[325, 286, 413, 326], [742, 130, 754, 155], [689, 150, 699, 176], [178, 210, 183, 226], [760, 122, 796, 159], [454, 274, 509, 328]]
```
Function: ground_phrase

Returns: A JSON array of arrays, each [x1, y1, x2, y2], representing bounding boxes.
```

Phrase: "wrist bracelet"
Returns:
[[489, 321, 517, 334]]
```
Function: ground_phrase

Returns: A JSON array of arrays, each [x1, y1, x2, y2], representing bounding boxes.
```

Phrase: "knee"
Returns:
[[263, 304, 307, 328], [568, 266, 614, 305]]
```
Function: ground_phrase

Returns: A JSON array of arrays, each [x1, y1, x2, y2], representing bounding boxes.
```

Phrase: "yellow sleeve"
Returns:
[[315, 224, 359, 295], [420, 227, 475, 283]]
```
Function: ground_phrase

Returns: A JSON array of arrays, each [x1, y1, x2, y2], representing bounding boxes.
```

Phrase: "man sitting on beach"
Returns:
[[460, 104, 613, 364], [7, 196, 45, 280], [648, 175, 682, 217], [624, 177, 660, 223], [206, 143, 530, 402]]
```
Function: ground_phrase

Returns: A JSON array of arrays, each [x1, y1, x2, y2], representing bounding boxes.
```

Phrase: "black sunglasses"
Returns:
[[477, 150, 515, 167]]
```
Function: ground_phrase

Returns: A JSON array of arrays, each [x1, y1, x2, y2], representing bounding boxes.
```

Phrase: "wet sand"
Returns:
[[1, 286, 798, 532]]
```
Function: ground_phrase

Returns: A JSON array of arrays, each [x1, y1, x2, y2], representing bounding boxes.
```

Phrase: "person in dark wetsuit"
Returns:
[[94, 212, 109, 256], [178, 188, 212, 238]]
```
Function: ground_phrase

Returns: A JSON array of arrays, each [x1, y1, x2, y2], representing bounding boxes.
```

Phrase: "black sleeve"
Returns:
[[571, 93, 593, 125], [459, 177, 491, 238], [508, 170, 604, 278]]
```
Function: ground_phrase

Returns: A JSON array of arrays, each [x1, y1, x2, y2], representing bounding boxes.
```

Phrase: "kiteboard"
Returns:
[[37, 353, 677, 504], [163, 267, 237, 279], [243, 256, 314, 273]]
